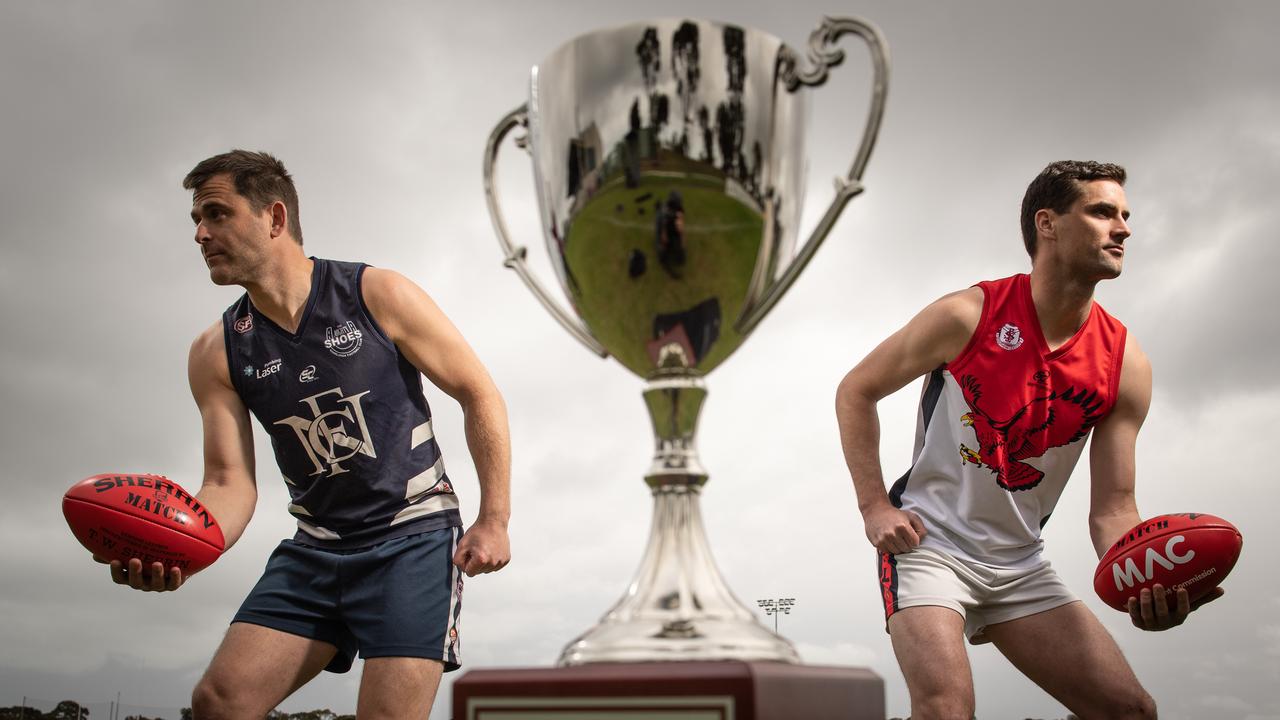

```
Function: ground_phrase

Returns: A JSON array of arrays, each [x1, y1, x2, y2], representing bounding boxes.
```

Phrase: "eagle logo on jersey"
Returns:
[[956, 374, 1103, 491]]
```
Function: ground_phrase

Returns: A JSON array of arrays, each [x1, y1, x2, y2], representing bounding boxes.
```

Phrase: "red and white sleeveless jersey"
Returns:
[[890, 273, 1128, 569]]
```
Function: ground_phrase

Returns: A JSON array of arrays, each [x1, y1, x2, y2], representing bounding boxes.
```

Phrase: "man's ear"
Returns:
[[1035, 208, 1057, 242], [269, 201, 288, 239]]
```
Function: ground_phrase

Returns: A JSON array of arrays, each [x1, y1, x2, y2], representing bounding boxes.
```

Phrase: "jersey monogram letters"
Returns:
[[274, 386, 377, 476]]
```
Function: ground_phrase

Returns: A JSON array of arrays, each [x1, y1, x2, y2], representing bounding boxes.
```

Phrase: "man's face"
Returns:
[[1048, 179, 1131, 280], [189, 173, 272, 285]]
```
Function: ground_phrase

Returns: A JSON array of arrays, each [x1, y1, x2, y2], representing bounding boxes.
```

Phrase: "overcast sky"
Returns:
[[2, 1, 1278, 718]]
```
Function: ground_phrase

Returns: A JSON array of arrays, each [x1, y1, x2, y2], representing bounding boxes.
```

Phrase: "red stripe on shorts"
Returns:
[[879, 551, 899, 620]]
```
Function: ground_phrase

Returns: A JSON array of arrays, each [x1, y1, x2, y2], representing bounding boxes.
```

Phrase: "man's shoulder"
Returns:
[[315, 256, 370, 280], [1120, 330, 1148, 369], [944, 273, 1034, 327], [942, 284, 986, 306], [188, 318, 233, 391], [927, 285, 985, 327], [192, 319, 224, 352], [317, 256, 367, 268], [360, 265, 421, 296]]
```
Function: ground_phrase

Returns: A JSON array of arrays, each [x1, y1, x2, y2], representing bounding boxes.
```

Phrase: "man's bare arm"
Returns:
[[1089, 336, 1219, 630], [362, 267, 511, 577], [835, 287, 982, 554], [188, 322, 259, 547], [1088, 336, 1151, 558], [106, 322, 258, 592]]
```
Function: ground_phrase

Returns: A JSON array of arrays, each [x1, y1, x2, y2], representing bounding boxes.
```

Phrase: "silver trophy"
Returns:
[[484, 17, 888, 665]]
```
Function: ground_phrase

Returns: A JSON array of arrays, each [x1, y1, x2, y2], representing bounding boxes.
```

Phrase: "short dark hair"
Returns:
[[1020, 160, 1126, 258], [183, 150, 303, 244]]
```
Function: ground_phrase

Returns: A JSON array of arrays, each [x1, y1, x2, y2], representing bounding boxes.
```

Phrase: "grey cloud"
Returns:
[[4, 2, 1279, 719]]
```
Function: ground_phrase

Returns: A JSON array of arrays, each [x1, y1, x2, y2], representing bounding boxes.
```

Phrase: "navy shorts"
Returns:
[[232, 526, 464, 673]]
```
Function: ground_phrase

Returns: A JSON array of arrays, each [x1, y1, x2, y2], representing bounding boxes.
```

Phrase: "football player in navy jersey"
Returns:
[[103, 150, 511, 718], [834, 161, 1219, 719]]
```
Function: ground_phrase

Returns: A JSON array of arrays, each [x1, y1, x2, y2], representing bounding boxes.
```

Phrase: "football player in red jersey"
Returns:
[[836, 161, 1220, 719]]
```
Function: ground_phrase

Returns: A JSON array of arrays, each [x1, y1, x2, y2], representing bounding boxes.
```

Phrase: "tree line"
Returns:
[[0, 704, 354, 720]]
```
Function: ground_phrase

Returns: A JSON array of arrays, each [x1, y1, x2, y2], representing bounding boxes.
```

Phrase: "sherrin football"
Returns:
[[1093, 513, 1242, 612], [62, 474, 225, 575]]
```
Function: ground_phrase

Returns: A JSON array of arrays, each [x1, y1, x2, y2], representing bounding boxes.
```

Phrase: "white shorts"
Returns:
[[877, 546, 1077, 644]]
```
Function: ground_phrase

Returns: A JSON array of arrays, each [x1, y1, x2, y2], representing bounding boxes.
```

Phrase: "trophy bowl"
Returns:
[[484, 16, 888, 665]]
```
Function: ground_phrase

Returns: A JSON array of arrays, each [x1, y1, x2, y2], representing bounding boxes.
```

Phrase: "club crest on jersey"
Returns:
[[274, 386, 377, 476], [234, 315, 253, 334], [324, 321, 363, 358], [996, 323, 1024, 351]]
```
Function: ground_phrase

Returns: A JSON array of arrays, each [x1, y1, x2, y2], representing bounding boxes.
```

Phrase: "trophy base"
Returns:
[[558, 616, 800, 665], [452, 660, 884, 719]]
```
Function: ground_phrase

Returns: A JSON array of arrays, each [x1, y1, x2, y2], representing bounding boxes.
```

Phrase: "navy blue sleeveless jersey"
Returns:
[[221, 258, 461, 548]]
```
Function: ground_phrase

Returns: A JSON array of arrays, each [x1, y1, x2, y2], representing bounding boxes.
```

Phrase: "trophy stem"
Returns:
[[557, 375, 799, 665]]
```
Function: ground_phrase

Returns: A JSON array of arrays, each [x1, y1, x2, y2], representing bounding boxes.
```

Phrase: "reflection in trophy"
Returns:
[[485, 17, 888, 665]]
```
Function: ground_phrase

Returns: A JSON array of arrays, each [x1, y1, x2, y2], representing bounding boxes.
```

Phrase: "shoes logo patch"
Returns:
[[324, 321, 363, 358]]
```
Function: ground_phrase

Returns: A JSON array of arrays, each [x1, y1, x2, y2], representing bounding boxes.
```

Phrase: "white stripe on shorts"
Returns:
[[443, 526, 463, 664]]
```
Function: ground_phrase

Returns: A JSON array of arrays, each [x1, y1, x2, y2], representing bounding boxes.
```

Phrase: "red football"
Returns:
[[62, 474, 225, 575], [1093, 513, 1242, 612]]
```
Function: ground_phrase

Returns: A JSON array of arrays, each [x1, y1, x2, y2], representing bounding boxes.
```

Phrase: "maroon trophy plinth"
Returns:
[[452, 661, 883, 719]]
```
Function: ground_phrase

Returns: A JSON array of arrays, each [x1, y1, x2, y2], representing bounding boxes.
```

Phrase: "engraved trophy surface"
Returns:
[[484, 17, 888, 665]]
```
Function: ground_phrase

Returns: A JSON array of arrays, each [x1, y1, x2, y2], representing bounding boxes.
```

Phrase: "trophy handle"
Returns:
[[735, 16, 890, 335], [483, 104, 609, 357]]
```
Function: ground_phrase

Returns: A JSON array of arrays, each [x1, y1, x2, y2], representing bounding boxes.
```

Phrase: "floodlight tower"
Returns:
[[755, 597, 796, 634]]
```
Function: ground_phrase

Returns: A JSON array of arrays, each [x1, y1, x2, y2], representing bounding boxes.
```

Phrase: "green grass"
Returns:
[[563, 173, 764, 377]]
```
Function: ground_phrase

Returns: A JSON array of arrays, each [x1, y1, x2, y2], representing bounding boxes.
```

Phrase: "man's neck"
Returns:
[[244, 251, 314, 334], [1028, 267, 1096, 352]]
